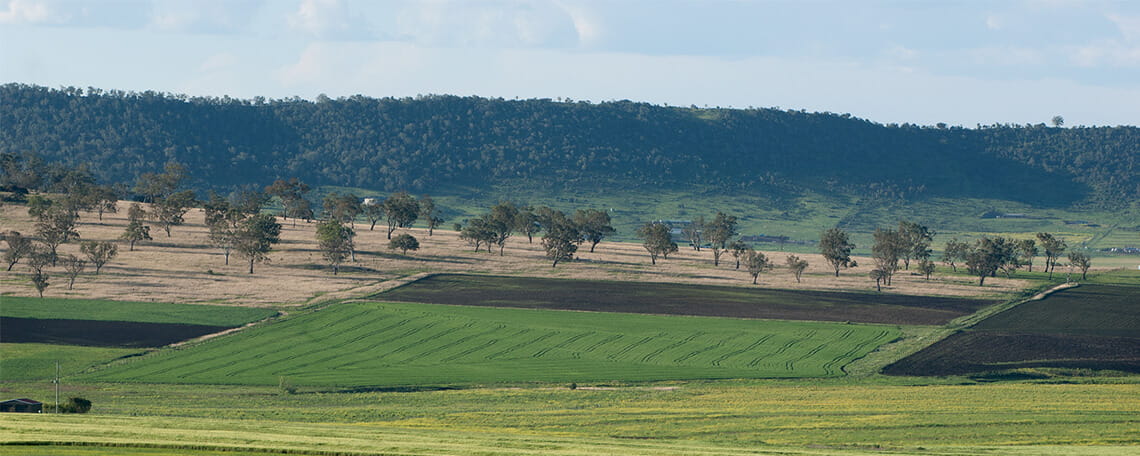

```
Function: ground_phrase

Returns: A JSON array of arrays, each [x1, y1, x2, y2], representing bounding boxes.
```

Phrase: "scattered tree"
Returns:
[[573, 208, 616, 253], [79, 241, 117, 274], [27, 246, 51, 298], [965, 237, 1015, 286], [234, 213, 281, 274], [1051, 115, 1064, 127], [60, 254, 86, 289], [3, 231, 33, 271], [1036, 232, 1067, 279], [744, 249, 771, 284], [1016, 239, 1038, 272], [819, 227, 856, 277], [897, 220, 934, 270], [488, 202, 520, 255], [541, 209, 579, 267], [362, 200, 384, 230], [515, 207, 540, 243], [134, 162, 186, 204], [316, 220, 354, 274], [942, 238, 969, 272], [389, 233, 420, 255], [729, 240, 749, 269], [1067, 251, 1091, 280], [35, 206, 80, 266], [785, 254, 809, 283], [31, 270, 49, 298], [917, 258, 936, 280], [418, 195, 438, 235], [682, 216, 704, 251], [152, 190, 196, 237], [382, 191, 420, 239], [460, 217, 496, 252], [121, 203, 152, 251], [705, 212, 739, 266], [323, 192, 361, 226], [869, 268, 888, 291], [89, 185, 119, 221], [871, 227, 903, 286], [638, 222, 678, 265], [265, 178, 312, 227]]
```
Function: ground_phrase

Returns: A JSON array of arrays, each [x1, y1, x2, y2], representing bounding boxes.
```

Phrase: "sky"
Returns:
[[1, 0, 1138, 127]]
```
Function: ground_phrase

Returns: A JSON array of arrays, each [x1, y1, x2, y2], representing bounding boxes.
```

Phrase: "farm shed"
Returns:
[[0, 398, 43, 413]]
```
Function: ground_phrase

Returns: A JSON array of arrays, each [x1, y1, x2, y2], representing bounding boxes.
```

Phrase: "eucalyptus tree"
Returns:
[[382, 192, 420, 239], [819, 227, 855, 277], [573, 208, 616, 253], [541, 209, 579, 267], [705, 212, 738, 267], [637, 222, 677, 265]]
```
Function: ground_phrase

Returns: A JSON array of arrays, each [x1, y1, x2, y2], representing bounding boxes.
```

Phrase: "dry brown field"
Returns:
[[1, 201, 1029, 307]]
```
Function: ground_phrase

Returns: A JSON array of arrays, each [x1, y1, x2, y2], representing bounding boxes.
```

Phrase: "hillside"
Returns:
[[2, 83, 1137, 208]]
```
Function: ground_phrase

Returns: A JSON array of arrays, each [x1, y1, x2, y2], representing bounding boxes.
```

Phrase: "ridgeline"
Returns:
[[2, 83, 1136, 207]]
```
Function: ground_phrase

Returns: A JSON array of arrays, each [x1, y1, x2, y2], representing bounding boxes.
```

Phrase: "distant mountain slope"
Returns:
[[2, 83, 1135, 206]]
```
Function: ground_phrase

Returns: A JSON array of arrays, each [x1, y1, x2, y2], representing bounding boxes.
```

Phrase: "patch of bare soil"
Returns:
[[1, 201, 1029, 307]]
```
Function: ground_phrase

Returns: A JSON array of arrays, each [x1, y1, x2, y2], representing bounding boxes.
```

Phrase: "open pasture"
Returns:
[[885, 276, 1140, 376], [79, 301, 898, 386], [379, 273, 997, 325]]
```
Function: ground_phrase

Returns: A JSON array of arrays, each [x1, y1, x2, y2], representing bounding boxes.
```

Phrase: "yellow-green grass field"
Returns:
[[2, 380, 1137, 455]]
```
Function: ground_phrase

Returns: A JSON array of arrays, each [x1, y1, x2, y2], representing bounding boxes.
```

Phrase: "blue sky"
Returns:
[[2, 0, 1138, 127]]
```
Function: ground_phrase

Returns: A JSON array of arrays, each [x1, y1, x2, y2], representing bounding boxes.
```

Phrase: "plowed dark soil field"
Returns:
[[378, 274, 998, 325], [1, 317, 229, 348], [885, 283, 1140, 376]]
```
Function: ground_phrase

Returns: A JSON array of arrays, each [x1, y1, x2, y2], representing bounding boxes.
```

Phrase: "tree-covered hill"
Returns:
[[1, 83, 1135, 207]]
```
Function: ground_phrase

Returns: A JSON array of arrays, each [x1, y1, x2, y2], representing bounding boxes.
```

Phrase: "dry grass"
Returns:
[[1, 201, 1028, 307]]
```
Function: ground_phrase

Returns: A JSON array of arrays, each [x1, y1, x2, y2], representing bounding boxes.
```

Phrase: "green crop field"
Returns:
[[0, 297, 277, 326], [80, 301, 898, 386], [0, 343, 142, 381]]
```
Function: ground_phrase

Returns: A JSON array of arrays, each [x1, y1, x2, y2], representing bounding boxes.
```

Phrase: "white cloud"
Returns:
[[985, 13, 1004, 30], [287, 0, 370, 39], [1108, 13, 1140, 42], [0, 0, 67, 24], [391, 0, 580, 48], [149, 0, 262, 34]]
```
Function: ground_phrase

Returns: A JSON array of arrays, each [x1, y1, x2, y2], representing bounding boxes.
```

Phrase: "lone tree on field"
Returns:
[[705, 212, 739, 267], [234, 213, 281, 274], [638, 222, 677, 265], [541, 209, 579, 267], [316, 220, 354, 274], [382, 192, 420, 239], [1067, 251, 1091, 280], [389, 233, 420, 255], [785, 254, 809, 283], [121, 203, 152, 251], [80, 241, 117, 274], [869, 268, 888, 291], [3, 231, 33, 271], [573, 208, 616, 253], [744, 249, 771, 284], [819, 227, 855, 277]]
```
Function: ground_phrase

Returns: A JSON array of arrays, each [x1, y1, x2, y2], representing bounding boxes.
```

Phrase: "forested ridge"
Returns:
[[1, 83, 1135, 206]]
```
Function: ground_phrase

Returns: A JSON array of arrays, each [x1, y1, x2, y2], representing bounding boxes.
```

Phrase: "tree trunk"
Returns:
[[752, 275, 758, 284], [978, 275, 985, 286], [248, 259, 255, 274], [590, 241, 598, 253]]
